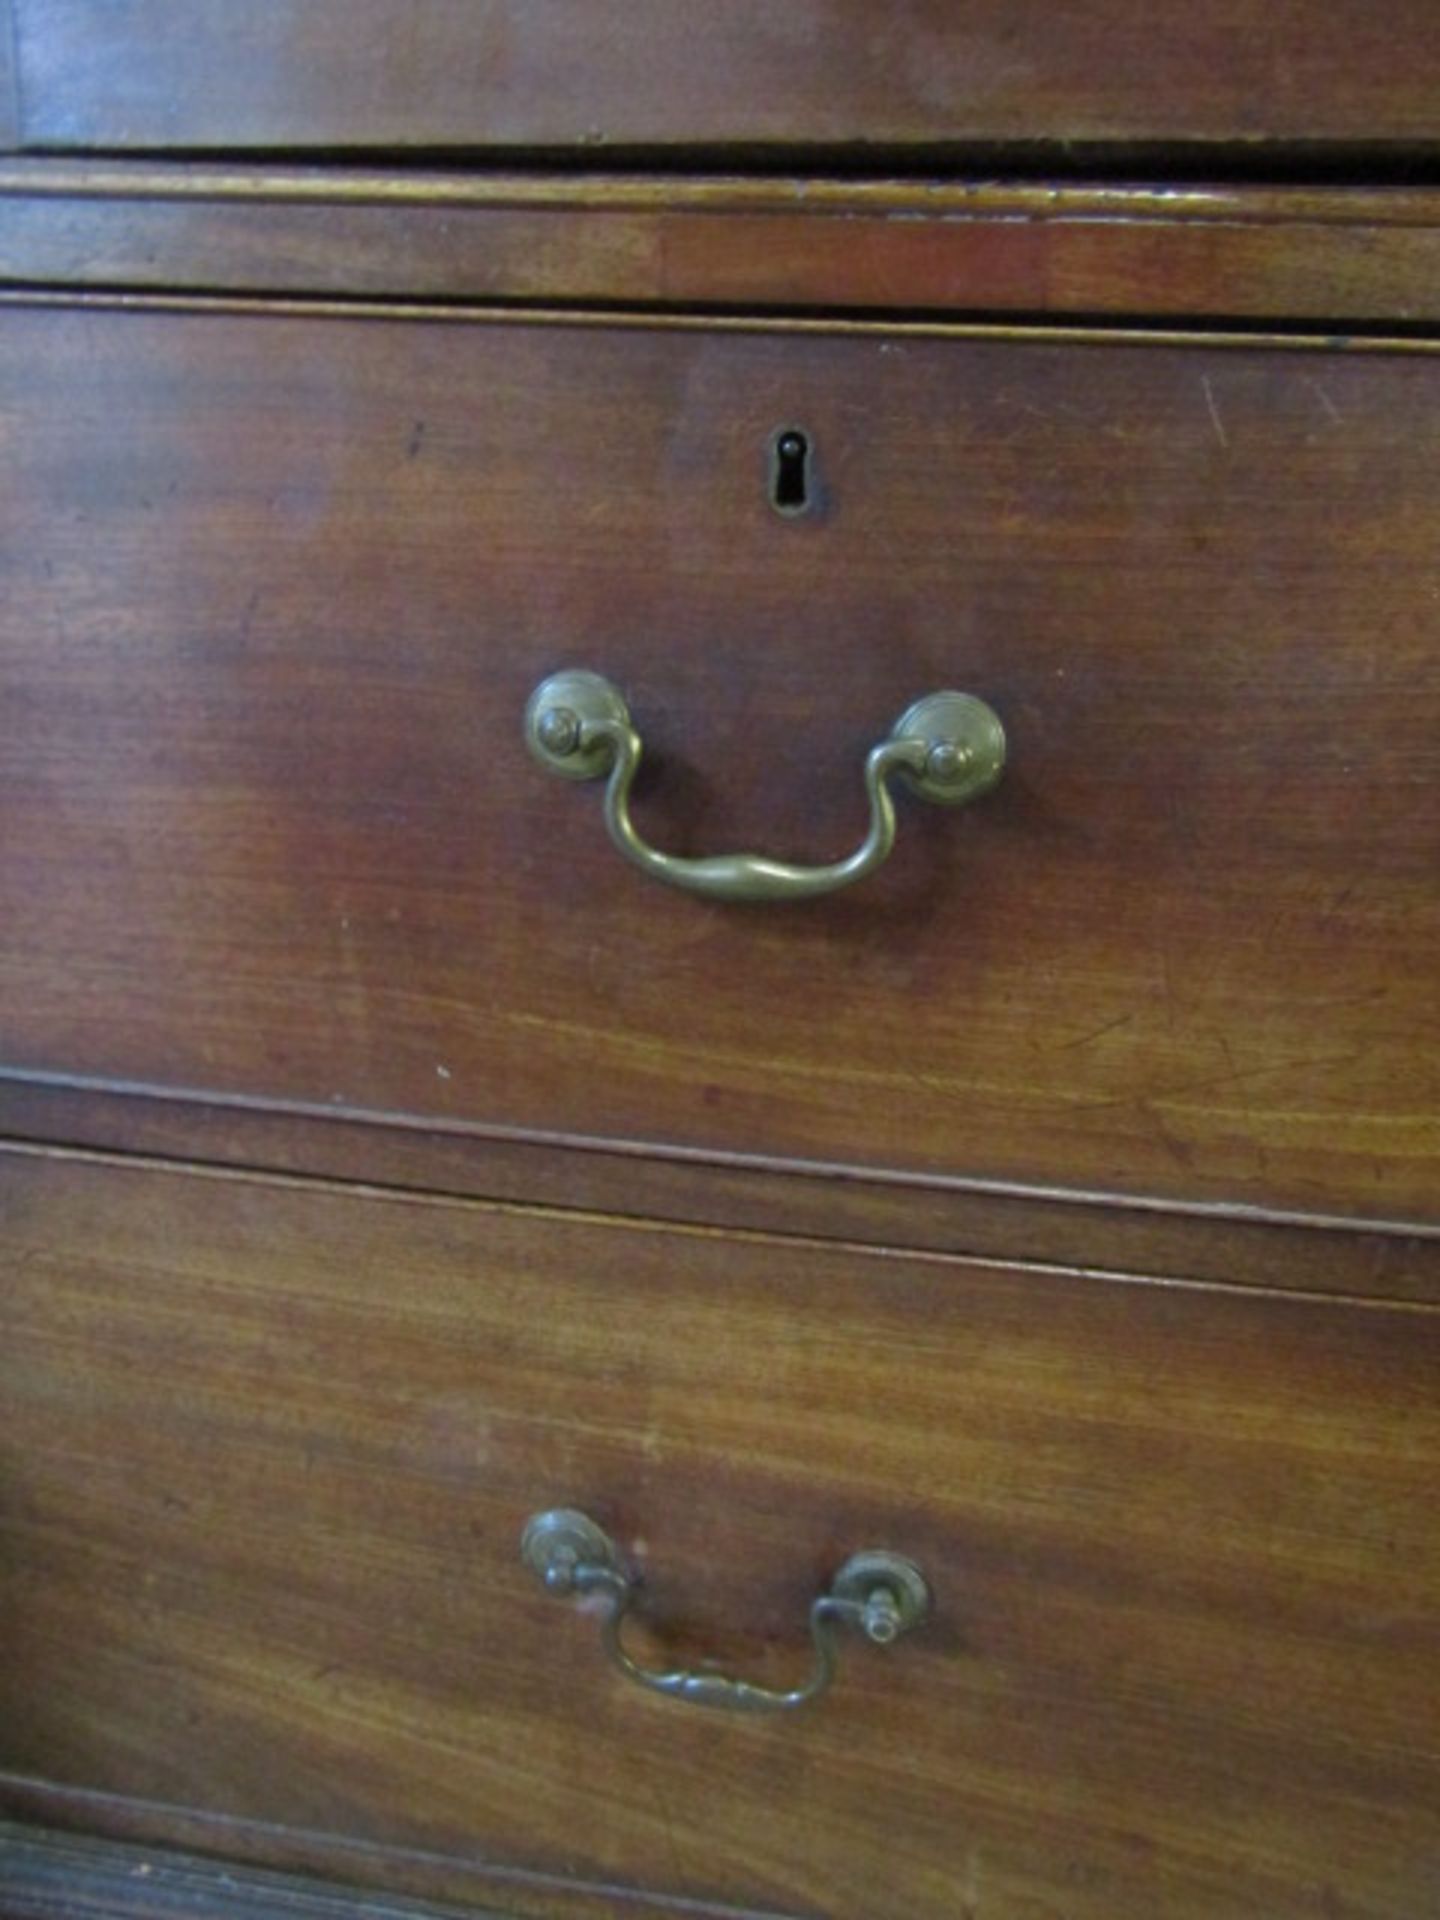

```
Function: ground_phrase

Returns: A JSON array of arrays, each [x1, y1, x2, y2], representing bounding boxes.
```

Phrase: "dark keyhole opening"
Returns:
[[771, 428, 812, 515]]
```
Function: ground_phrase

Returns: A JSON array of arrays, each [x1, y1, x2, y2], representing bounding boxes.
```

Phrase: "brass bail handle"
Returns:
[[521, 1509, 931, 1715], [524, 670, 1006, 903]]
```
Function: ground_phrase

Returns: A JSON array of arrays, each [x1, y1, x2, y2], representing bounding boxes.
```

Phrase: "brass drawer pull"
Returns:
[[521, 1508, 930, 1714], [524, 670, 1005, 903]]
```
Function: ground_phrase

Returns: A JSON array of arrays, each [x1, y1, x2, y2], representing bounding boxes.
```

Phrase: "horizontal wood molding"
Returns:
[[14, 164, 1440, 221], [7, 163, 1440, 321], [6, 284, 1440, 356], [0, 1076, 1435, 1307]]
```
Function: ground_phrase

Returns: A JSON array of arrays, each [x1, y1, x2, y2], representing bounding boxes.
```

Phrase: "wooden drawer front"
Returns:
[[1, 1148, 1437, 1920], [3, 302, 1439, 1221], [13, 2, 1440, 153]]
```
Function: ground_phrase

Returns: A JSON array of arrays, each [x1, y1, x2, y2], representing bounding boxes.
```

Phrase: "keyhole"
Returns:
[[770, 428, 812, 516]]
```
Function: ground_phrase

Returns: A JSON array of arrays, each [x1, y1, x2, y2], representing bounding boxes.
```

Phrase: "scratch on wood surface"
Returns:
[[958, 1846, 984, 1919], [1201, 375, 1229, 447], [1050, 1011, 1138, 1052], [1305, 375, 1343, 423]]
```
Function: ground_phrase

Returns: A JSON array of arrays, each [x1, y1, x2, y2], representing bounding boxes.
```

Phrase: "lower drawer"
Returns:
[[1, 1148, 1436, 1919]]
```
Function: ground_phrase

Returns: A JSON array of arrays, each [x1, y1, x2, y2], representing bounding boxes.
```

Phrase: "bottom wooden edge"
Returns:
[[0, 1821, 506, 1920], [0, 1792, 795, 1920]]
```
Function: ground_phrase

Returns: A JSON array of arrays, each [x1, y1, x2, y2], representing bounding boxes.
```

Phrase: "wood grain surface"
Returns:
[[1, 1147, 1437, 1920], [12, 1, 1440, 154], [0, 299, 1437, 1223], [12, 165, 1440, 323]]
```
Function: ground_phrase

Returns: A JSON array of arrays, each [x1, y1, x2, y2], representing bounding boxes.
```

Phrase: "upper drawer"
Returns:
[[10, 1, 1440, 154], [2, 301, 1438, 1222]]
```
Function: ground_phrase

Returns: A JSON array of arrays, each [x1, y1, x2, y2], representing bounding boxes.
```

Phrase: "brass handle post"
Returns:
[[524, 670, 1005, 903], [521, 1509, 930, 1715]]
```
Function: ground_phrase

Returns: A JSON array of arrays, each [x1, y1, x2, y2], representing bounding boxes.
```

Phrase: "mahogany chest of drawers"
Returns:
[[1, 10, 1438, 1920]]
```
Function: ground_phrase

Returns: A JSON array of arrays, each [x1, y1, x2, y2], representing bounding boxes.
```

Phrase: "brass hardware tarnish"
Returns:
[[524, 669, 1005, 903], [521, 1508, 930, 1714]]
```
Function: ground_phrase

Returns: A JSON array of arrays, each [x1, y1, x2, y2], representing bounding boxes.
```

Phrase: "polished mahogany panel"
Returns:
[[13, 1, 1440, 154], [0, 300, 1437, 1221], [2, 1148, 1437, 1919]]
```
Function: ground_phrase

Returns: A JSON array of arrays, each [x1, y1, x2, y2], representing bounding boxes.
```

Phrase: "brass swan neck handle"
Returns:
[[522, 1508, 930, 1715], [524, 670, 1005, 903]]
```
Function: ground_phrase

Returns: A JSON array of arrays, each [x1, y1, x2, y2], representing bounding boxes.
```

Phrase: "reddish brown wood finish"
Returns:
[[3, 1148, 1438, 1920], [12, 166, 1440, 323], [13, 1, 1440, 154], [0, 298, 1436, 1222]]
